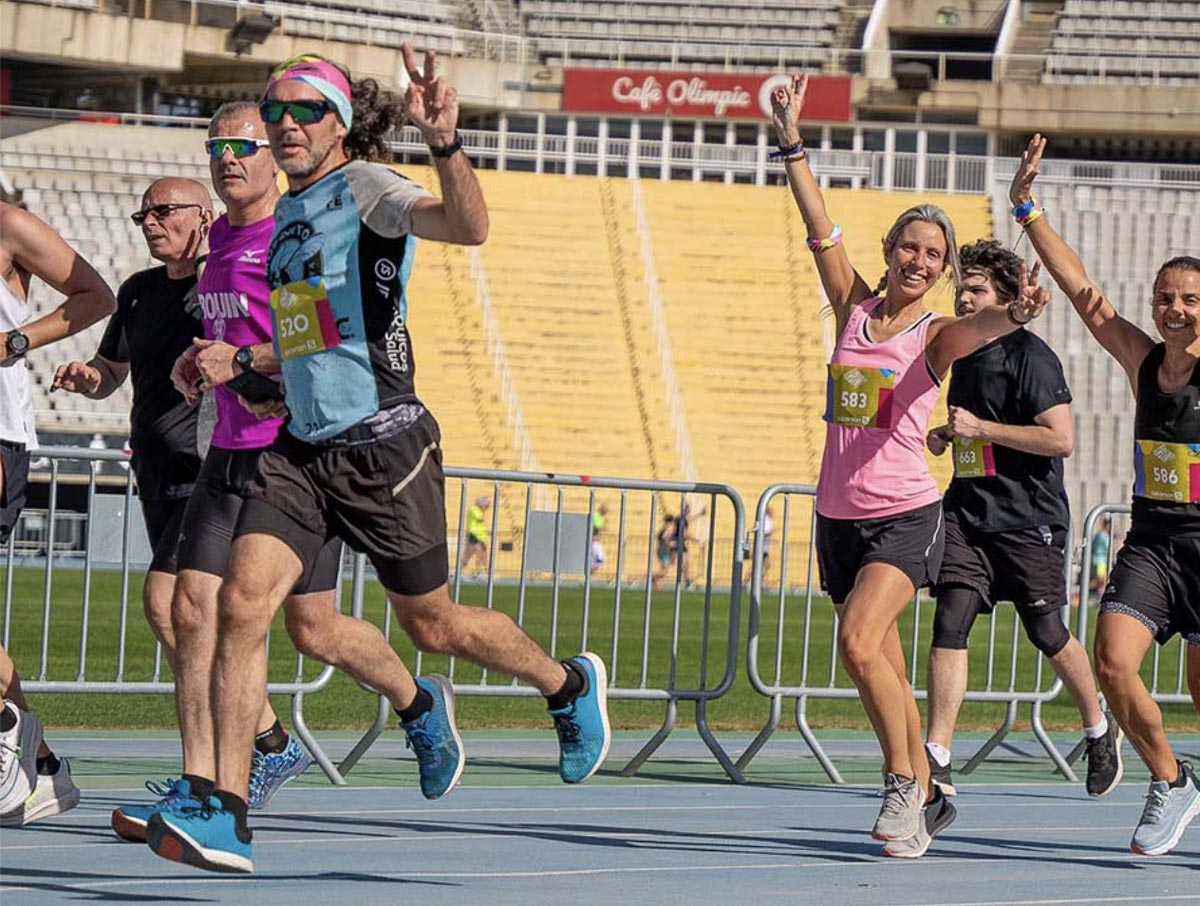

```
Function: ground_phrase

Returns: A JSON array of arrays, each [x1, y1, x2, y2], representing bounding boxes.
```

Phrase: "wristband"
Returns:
[[1006, 301, 1032, 325], [806, 224, 843, 253], [428, 133, 462, 159], [769, 140, 805, 161], [1011, 198, 1037, 219]]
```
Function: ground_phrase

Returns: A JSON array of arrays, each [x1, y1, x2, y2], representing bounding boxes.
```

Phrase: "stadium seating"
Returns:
[[1048, 0, 1200, 84]]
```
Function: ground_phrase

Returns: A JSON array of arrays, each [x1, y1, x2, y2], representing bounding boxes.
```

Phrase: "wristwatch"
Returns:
[[234, 345, 254, 373], [5, 329, 30, 359], [428, 132, 462, 159]]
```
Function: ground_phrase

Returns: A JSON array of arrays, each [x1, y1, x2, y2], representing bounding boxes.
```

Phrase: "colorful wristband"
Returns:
[[769, 140, 805, 160], [1018, 207, 1045, 228], [1012, 198, 1038, 219], [806, 224, 843, 253]]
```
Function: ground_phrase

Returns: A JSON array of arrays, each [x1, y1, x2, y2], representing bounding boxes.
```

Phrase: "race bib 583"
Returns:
[[1133, 439, 1200, 503], [270, 277, 343, 361], [825, 364, 896, 428]]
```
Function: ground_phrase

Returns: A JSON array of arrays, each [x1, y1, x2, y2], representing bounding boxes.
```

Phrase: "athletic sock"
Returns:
[[396, 685, 434, 724], [183, 773, 215, 801], [254, 720, 289, 755], [545, 660, 585, 711], [1083, 716, 1109, 740], [36, 752, 61, 776], [1169, 762, 1189, 789], [214, 790, 252, 843], [0, 705, 16, 733], [926, 742, 951, 767]]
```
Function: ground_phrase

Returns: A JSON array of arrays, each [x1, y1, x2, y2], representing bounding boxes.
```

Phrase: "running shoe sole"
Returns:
[[146, 814, 254, 874], [111, 809, 149, 842], [0, 785, 80, 826], [567, 652, 611, 785], [1131, 795, 1200, 856], [424, 674, 465, 800]]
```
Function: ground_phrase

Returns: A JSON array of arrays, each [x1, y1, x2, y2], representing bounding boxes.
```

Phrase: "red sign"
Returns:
[[562, 69, 852, 121]]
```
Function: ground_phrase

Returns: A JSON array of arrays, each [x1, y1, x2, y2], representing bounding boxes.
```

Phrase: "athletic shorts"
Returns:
[[142, 496, 188, 575], [1100, 531, 1200, 648], [0, 440, 30, 545], [936, 519, 1067, 614], [237, 409, 448, 597], [815, 500, 945, 605], [178, 446, 341, 594]]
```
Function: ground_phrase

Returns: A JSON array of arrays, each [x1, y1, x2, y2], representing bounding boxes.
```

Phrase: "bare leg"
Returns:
[[926, 647, 969, 753], [143, 570, 179, 672], [391, 584, 567, 695], [1095, 612, 1178, 782], [1188, 645, 1200, 718], [1048, 636, 1104, 728], [0, 644, 50, 758]]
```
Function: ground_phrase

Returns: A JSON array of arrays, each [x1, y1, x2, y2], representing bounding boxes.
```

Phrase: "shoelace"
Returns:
[[880, 780, 913, 816], [0, 739, 17, 772], [552, 707, 581, 745], [1139, 786, 1169, 826], [405, 724, 438, 765], [144, 778, 186, 803]]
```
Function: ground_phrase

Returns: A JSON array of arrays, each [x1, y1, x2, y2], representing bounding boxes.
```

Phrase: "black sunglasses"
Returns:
[[131, 203, 205, 225], [259, 99, 334, 125]]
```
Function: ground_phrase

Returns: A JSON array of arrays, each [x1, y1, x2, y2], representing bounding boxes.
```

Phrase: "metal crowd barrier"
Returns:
[[0, 447, 346, 784], [336, 466, 748, 783], [739, 484, 1083, 783]]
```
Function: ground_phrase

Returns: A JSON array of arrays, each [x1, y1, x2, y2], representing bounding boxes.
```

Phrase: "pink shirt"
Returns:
[[816, 297, 942, 520], [196, 214, 282, 450]]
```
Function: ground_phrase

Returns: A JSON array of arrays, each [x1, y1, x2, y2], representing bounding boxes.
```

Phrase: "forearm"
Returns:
[[973, 420, 1071, 458], [433, 150, 488, 245], [782, 155, 835, 238], [1022, 217, 1091, 303], [85, 357, 123, 400], [24, 291, 115, 351], [246, 342, 280, 373]]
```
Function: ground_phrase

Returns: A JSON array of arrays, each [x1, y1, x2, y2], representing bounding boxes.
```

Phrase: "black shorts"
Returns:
[[178, 446, 341, 594], [237, 410, 448, 596], [0, 440, 30, 545], [936, 519, 1067, 614], [142, 496, 188, 575], [816, 500, 945, 605], [1100, 531, 1200, 648]]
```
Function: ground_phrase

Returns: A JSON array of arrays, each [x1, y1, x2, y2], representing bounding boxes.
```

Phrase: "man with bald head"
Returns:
[[54, 177, 213, 669]]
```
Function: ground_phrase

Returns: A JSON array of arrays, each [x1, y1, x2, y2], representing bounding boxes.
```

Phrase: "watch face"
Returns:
[[236, 348, 252, 367], [8, 332, 28, 354]]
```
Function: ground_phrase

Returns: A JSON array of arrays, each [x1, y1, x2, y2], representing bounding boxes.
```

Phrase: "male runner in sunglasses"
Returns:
[[147, 47, 610, 874]]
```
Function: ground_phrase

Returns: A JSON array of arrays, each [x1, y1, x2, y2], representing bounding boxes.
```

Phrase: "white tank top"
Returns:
[[0, 277, 38, 447]]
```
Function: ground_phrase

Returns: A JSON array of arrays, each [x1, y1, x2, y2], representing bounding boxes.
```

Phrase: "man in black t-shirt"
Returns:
[[924, 240, 1120, 800], [53, 177, 213, 669]]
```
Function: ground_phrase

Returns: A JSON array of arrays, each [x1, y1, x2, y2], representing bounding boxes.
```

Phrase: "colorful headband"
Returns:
[[265, 55, 353, 128]]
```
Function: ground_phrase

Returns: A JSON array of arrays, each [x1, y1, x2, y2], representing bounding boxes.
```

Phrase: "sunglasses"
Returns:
[[205, 136, 271, 159], [130, 203, 205, 225], [259, 99, 334, 125]]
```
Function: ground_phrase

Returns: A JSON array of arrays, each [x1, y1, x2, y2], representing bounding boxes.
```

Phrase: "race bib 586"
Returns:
[[270, 277, 343, 361], [825, 364, 896, 428], [1133, 439, 1200, 503]]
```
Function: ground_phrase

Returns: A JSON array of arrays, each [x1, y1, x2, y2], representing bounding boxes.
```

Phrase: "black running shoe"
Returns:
[[926, 745, 956, 797], [1085, 718, 1124, 798]]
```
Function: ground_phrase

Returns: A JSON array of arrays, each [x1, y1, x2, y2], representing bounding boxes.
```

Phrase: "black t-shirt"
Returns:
[[97, 267, 202, 501], [942, 329, 1072, 532], [1131, 343, 1200, 535]]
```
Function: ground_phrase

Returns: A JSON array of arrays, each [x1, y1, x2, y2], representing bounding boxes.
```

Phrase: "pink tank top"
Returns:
[[816, 297, 943, 520]]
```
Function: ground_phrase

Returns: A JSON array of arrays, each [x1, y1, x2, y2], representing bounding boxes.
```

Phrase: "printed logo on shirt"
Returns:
[[238, 248, 265, 265], [325, 193, 343, 211], [268, 221, 325, 286]]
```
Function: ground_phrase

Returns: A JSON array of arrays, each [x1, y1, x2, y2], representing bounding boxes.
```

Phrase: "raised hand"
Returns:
[[1011, 261, 1050, 323], [769, 74, 808, 147], [401, 43, 458, 147], [51, 360, 101, 395], [1009, 133, 1046, 207]]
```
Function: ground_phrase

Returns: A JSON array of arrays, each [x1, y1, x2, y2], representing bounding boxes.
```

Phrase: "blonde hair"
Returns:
[[873, 204, 961, 297]]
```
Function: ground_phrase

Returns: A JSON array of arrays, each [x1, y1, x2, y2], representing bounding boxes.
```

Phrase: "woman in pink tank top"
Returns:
[[772, 76, 1048, 856]]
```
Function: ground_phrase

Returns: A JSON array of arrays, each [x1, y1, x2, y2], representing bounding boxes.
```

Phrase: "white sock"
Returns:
[[1083, 716, 1109, 740], [926, 742, 951, 767]]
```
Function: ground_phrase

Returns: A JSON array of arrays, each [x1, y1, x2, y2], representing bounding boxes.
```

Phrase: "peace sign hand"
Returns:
[[769, 74, 808, 147], [401, 43, 458, 147], [1011, 261, 1050, 324], [1010, 133, 1046, 207]]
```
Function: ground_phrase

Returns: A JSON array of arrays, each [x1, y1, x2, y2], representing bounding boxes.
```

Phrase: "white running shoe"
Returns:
[[0, 701, 43, 816], [1, 756, 81, 826]]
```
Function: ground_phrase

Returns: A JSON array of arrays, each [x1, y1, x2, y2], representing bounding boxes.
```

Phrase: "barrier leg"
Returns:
[[291, 691, 346, 786], [796, 695, 845, 784], [1063, 734, 1088, 767], [735, 694, 782, 772], [1030, 700, 1078, 782], [695, 699, 744, 783], [961, 700, 1018, 775], [620, 698, 677, 777], [339, 694, 391, 777]]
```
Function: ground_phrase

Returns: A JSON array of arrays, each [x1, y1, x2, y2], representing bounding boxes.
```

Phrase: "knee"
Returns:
[[1021, 610, 1070, 658], [217, 578, 271, 640], [837, 629, 877, 681], [1093, 637, 1132, 690], [171, 583, 214, 639], [399, 610, 454, 655]]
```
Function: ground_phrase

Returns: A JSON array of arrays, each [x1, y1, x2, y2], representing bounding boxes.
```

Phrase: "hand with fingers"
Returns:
[[401, 43, 458, 149], [170, 345, 203, 405], [1010, 133, 1046, 208], [192, 337, 238, 391], [51, 360, 102, 396], [1010, 261, 1050, 324], [769, 74, 808, 148], [947, 406, 986, 440], [926, 423, 953, 455]]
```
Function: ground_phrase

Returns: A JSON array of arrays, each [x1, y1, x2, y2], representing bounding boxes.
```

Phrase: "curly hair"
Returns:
[[1153, 255, 1200, 294], [958, 239, 1023, 304], [872, 204, 961, 297], [344, 74, 402, 163]]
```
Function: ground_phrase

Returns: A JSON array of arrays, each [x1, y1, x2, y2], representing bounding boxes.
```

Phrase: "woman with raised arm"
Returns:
[[771, 76, 1049, 858], [1010, 134, 1200, 857]]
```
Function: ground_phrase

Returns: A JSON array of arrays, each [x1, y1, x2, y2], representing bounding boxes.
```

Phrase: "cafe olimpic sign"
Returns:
[[561, 69, 852, 121]]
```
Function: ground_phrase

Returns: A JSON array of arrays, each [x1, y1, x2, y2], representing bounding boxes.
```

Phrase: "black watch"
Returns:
[[428, 133, 462, 159], [234, 346, 254, 373], [6, 330, 30, 359]]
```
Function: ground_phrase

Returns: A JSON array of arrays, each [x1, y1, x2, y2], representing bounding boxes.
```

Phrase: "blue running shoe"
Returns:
[[549, 652, 611, 784], [401, 675, 464, 800], [147, 796, 253, 874], [248, 735, 312, 810], [110, 778, 202, 843], [1131, 761, 1200, 856]]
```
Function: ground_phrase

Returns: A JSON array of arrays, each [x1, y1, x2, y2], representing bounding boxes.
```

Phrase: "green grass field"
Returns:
[[2, 564, 1195, 734]]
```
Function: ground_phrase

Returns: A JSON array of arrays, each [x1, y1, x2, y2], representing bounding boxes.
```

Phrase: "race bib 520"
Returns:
[[952, 436, 996, 479], [825, 364, 896, 428], [270, 277, 343, 361], [1133, 439, 1200, 503]]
